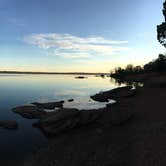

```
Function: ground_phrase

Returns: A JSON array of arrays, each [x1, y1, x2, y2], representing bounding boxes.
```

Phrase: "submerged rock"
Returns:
[[31, 101, 64, 109], [12, 105, 46, 119], [90, 86, 135, 102], [0, 120, 18, 129]]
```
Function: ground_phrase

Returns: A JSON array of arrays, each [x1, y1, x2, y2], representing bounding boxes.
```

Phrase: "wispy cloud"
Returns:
[[24, 33, 129, 59]]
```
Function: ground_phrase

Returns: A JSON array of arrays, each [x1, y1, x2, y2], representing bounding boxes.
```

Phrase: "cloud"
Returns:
[[24, 33, 129, 59], [56, 52, 91, 59]]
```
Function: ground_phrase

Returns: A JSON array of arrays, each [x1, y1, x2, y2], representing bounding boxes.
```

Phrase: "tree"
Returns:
[[134, 65, 142, 73], [157, 1, 166, 47], [125, 64, 133, 73], [143, 54, 166, 72], [156, 54, 166, 72]]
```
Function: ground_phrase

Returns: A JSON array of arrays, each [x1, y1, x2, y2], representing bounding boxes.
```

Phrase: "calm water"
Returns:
[[0, 74, 120, 165]]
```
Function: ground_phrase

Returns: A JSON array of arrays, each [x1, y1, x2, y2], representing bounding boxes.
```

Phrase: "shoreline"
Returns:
[[0, 71, 109, 75], [19, 73, 166, 166]]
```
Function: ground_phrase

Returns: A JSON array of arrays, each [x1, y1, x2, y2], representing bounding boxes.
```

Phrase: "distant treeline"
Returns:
[[0, 71, 109, 75], [111, 54, 166, 78]]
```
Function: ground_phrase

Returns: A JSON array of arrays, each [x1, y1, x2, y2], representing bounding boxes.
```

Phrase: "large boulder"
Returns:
[[31, 101, 64, 109], [12, 105, 46, 119], [34, 108, 103, 136], [34, 108, 80, 135], [90, 86, 135, 102], [0, 120, 18, 129]]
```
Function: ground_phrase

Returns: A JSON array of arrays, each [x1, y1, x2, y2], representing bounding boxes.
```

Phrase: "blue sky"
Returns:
[[0, 0, 165, 72]]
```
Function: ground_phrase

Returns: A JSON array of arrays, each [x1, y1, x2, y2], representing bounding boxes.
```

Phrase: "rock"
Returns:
[[106, 102, 134, 125], [79, 110, 102, 125], [100, 74, 105, 77], [12, 105, 46, 119], [34, 108, 103, 136], [68, 99, 74, 102], [90, 94, 109, 102], [0, 120, 18, 129], [90, 86, 135, 102], [44, 108, 79, 122], [35, 108, 80, 135], [75, 76, 87, 79], [31, 101, 64, 109]]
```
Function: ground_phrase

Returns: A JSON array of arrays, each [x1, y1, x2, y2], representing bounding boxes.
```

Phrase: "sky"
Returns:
[[0, 0, 166, 73]]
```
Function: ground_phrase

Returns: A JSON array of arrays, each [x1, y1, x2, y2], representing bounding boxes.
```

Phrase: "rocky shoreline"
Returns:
[[10, 85, 134, 136], [3, 73, 166, 166]]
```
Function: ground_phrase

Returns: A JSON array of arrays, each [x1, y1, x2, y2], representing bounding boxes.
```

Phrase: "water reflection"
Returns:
[[0, 74, 119, 165], [111, 77, 144, 88]]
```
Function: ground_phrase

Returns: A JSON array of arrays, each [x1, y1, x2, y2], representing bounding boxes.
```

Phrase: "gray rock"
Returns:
[[90, 86, 135, 102], [35, 108, 79, 135], [79, 110, 102, 125], [34, 108, 103, 136], [12, 105, 46, 119], [0, 120, 18, 129], [31, 101, 64, 109]]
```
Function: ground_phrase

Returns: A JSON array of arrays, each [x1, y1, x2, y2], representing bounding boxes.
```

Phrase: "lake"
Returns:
[[0, 74, 120, 165]]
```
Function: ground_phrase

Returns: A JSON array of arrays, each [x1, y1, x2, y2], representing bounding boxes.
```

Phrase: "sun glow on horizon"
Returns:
[[0, 0, 165, 72]]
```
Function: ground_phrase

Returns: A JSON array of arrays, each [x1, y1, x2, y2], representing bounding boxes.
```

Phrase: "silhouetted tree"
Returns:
[[156, 54, 166, 72], [134, 66, 143, 73], [125, 64, 134, 74], [111, 1, 166, 79], [111, 54, 166, 78], [144, 54, 166, 72], [157, 1, 166, 47]]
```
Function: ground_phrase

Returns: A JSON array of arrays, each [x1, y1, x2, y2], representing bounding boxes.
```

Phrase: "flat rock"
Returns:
[[31, 101, 64, 109], [34, 108, 103, 136], [12, 105, 46, 119], [35, 108, 80, 135], [79, 109, 103, 125], [90, 86, 135, 102], [0, 120, 18, 129]]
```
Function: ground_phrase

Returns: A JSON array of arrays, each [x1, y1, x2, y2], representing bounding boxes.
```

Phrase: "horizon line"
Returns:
[[0, 70, 110, 75]]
